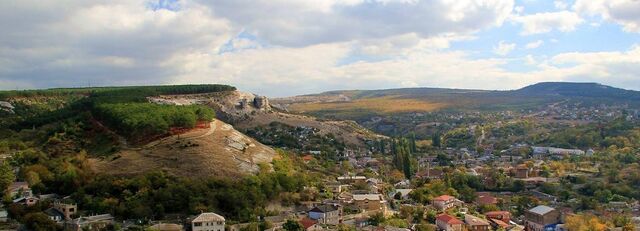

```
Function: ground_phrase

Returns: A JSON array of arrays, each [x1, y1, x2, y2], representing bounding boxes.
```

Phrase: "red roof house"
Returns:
[[436, 214, 464, 231]]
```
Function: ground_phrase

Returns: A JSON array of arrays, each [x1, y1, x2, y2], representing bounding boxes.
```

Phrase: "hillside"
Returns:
[[91, 119, 276, 178], [514, 82, 640, 100], [149, 90, 386, 148], [0, 84, 281, 179]]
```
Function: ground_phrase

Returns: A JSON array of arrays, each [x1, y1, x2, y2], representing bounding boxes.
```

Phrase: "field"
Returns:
[[288, 96, 447, 114]]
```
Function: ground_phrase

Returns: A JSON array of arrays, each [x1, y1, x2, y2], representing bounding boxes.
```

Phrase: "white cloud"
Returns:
[[574, 0, 640, 33], [1, 0, 639, 96], [0, 0, 234, 88], [199, 0, 514, 46], [525, 40, 544, 49], [554, 1, 568, 10], [493, 41, 516, 56], [514, 6, 524, 14], [525, 54, 537, 65], [512, 11, 584, 35]]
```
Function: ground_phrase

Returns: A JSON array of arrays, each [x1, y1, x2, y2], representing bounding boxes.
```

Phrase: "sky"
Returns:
[[1, 0, 639, 97]]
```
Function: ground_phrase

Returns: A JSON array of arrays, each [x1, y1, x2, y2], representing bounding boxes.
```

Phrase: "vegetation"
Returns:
[[94, 103, 214, 141], [2, 82, 640, 229]]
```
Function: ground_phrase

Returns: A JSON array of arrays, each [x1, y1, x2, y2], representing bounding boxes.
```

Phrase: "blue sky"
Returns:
[[0, 0, 639, 96]]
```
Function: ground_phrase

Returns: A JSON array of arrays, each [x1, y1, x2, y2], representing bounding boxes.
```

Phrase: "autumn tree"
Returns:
[[565, 214, 610, 231]]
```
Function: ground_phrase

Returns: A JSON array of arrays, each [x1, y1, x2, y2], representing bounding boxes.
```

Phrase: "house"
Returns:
[[65, 214, 114, 231], [485, 211, 511, 224], [192, 212, 225, 231], [475, 195, 498, 206], [44, 207, 65, 222], [302, 155, 315, 164], [326, 183, 344, 194], [532, 147, 584, 156], [53, 201, 77, 220], [352, 194, 385, 212], [43, 201, 77, 222], [524, 205, 560, 231], [6, 182, 31, 198], [300, 217, 322, 231], [415, 169, 443, 180], [432, 195, 461, 211], [0, 209, 7, 222], [337, 176, 366, 184], [515, 165, 530, 179], [488, 218, 511, 230], [464, 214, 491, 231], [308, 204, 341, 225], [367, 178, 383, 191], [435, 214, 463, 231], [13, 196, 39, 206], [391, 189, 413, 200], [148, 223, 184, 231]]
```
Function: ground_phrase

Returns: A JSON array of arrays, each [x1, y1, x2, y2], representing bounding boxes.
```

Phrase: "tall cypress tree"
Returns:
[[403, 145, 412, 179], [432, 132, 441, 148]]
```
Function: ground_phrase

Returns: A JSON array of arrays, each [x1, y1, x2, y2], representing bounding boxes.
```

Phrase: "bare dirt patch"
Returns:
[[91, 119, 275, 178]]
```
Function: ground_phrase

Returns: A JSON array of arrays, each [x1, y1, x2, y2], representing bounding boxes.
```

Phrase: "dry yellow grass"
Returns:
[[289, 96, 446, 114]]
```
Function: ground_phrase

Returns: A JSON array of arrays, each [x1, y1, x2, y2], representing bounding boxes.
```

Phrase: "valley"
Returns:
[[0, 82, 639, 231]]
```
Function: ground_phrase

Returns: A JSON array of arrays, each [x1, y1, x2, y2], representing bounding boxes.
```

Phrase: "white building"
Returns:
[[192, 212, 225, 231]]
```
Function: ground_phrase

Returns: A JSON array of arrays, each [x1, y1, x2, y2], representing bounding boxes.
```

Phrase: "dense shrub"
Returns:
[[94, 103, 215, 140]]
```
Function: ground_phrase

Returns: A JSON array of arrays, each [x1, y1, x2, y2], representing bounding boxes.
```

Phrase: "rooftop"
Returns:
[[464, 214, 490, 226], [193, 212, 225, 222], [485, 211, 510, 217], [353, 194, 382, 201], [436, 214, 463, 225], [433, 195, 455, 201], [309, 204, 339, 213], [300, 217, 317, 229], [528, 205, 555, 215]]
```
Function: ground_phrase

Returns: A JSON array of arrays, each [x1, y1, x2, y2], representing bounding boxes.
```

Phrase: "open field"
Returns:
[[288, 96, 447, 114]]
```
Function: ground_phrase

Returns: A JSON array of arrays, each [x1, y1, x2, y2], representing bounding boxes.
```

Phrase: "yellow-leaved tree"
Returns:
[[564, 214, 610, 231]]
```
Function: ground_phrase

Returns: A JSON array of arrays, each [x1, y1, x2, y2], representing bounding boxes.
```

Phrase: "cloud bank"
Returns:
[[0, 0, 639, 96]]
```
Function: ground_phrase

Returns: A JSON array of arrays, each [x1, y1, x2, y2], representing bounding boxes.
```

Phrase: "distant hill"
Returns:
[[273, 82, 640, 120], [513, 82, 640, 100]]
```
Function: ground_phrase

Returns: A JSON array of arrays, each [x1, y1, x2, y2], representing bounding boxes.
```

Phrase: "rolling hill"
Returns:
[[273, 82, 640, 120]]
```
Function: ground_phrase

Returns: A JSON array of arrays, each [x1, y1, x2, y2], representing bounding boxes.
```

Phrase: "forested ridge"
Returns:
[[3, 84, 235, 142]]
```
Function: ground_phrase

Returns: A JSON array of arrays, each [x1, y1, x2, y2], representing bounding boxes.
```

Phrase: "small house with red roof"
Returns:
[[484, 211, 511, 224], [302, 155, 314, 164], [435, 214, 463, 231], [432, 195, 461, 211], [300, 217, 321, 231], [475, 194, 498, 206]]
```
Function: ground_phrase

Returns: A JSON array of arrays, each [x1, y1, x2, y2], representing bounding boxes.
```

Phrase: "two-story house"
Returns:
[[436, 214, 463, 231], [353, 194, 385, 212], [464, 214, 491, 231], [432, 195, 461, 211], [192, 212, 225, 231], [308, 204, 342, 225], [524, 205, 560, 231]]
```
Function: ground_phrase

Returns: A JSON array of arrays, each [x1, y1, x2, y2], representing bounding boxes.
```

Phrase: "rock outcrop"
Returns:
[[0, 101, 14, 113]]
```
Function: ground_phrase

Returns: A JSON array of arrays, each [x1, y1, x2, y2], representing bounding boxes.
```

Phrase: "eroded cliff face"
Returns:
[[148, 91, 385, 149]]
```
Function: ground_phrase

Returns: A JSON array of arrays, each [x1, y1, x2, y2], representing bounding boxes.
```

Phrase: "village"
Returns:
[[2, 138, 639, 231]]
